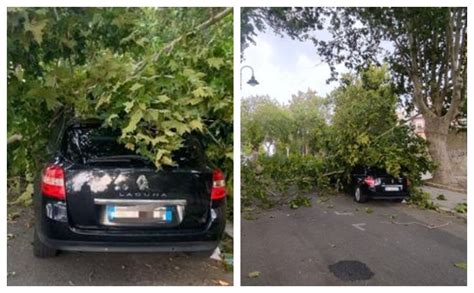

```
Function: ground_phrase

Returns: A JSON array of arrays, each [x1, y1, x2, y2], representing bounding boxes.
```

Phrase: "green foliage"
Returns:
[[408, 188, 438, 210], [242, 7, 466, 184], [241, 154, 328, 208], [241, 90, 330, 156], [241, 66, 434, 208], [436, 194, 447, 201], [289, 196, 312, 209], [454, 262, 467, 270], [8, 8, 233, 211], [327, 66, 434, 184], [454, 203, 467, 214]]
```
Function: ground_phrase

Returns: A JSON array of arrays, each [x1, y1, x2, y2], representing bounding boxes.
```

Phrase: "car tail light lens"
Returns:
[[211, 169, 226, 200], [364, 176, 375, 188], [41, 165, 66, 200]]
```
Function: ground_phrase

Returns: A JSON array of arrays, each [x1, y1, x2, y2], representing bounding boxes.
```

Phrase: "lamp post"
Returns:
[[240, 65, 259, 89]]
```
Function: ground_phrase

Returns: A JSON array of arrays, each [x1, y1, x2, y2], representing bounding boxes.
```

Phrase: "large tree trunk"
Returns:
[[424, 117, 454, 185]]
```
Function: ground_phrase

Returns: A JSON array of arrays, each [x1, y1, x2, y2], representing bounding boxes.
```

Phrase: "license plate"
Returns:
[[385, 186, 400, 192], [106, 205, 172, 222]]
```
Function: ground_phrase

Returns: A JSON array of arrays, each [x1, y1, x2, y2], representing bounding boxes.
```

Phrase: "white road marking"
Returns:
[[352, 223, 367, 231]]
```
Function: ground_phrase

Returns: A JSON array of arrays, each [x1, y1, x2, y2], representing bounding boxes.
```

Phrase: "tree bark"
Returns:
[[424, 117, 454, 185]]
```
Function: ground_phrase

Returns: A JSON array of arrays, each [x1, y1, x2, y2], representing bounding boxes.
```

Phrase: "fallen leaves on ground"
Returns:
[[213, 279, 230, 286], [248, 271, 260, 278], [436, 194, 446, 201], [454, 262, 467, 270], [7, 212, 20, 222]]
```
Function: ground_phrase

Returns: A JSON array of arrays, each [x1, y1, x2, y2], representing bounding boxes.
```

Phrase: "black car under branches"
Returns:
[[349, 166, 411, 203], [34, 118, 226, 257]]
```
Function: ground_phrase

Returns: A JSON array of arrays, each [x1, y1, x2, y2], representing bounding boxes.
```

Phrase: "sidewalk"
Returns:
[[421, 185, 467, 216]]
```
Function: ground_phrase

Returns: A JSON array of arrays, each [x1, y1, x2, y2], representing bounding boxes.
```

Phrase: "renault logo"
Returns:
[[136, 175, 149, 191]]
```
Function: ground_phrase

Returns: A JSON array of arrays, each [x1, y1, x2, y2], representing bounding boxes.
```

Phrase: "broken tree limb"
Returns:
[[381, 220, 451, 230], [133, 8, 232, 75]]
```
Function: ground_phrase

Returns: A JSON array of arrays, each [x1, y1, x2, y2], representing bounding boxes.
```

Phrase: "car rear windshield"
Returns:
[[63, 125, 206, 167]]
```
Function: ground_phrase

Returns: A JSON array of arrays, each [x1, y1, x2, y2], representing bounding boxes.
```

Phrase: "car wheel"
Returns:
[[354, 186, 368, 203], [33, 229, 58, 258]]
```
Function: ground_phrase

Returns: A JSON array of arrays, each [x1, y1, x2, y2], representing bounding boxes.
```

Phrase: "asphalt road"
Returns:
[[242, 193, 467, 286], [7, 207, 232, 286]]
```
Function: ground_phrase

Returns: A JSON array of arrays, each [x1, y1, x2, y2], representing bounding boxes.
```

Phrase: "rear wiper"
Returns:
[[86, 155, 151, 163]]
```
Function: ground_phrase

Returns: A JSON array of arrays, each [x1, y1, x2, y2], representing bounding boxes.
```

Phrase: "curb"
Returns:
[[423, 181, 466, 193]]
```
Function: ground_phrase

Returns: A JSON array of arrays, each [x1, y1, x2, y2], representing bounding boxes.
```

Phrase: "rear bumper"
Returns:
[[365, 189, 410, 199], [37, 232, 219, 252], [36, 200, 226, 253]]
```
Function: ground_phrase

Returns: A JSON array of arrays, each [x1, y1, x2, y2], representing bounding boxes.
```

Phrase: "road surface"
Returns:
[[242, 193, 467, 286], [7, 206, 232, 286]]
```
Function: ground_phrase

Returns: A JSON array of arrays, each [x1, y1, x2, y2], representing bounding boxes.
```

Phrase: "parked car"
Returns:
[[349, 166, 410, 203], [34, 118, 226, 257]]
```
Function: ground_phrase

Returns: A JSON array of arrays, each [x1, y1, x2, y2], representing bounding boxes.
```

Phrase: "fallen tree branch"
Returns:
[[381, 220, 451, 230], [321, 170, 344, 177], [134, 8, 232, 74]]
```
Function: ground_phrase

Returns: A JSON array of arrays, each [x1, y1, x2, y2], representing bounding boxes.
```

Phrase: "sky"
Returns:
[[241, 28, 347, 104]]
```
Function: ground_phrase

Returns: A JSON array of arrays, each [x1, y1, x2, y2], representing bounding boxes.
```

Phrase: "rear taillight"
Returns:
[[407, 178, 412, 187], [363, 176, 375, 188], [41, 165, 66, 200], [211, 169, 226, 200]]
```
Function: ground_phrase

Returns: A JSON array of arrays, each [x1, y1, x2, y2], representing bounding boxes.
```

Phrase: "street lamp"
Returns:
[[240, 65, 259, 89]]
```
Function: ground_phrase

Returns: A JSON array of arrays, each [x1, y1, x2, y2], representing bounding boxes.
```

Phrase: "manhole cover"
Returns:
[[329, 260, 374, 281]]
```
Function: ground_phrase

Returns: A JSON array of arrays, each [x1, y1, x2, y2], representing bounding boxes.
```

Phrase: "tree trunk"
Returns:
[[424, 117, 454, 185]]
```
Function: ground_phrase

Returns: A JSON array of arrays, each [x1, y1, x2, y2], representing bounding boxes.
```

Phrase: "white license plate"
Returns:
[[385, 186, 400, 192], [106, 205, 172, 222]]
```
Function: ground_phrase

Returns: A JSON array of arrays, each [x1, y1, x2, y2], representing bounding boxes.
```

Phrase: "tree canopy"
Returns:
[[8, 7, 233, 205], [242, 7, 466, 185]]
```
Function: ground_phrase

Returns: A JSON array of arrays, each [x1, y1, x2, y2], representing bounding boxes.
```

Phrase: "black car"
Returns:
[[34, 118, 226, 257], [349, 166, 411, 203]]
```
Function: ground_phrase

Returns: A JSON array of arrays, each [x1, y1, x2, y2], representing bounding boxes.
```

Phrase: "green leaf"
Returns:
[[106, 114, 119, 126], [162, 120, 190, 135], [11, 183, 33, 206], [189, 119, 203, 131], [188, 97, 203, 105], [454, 262, 467, 270], [157, 95, 171, 103], [130, 83, 144, 92], [95, 94, 111, 110], [207, 57, 225, 69], [192, 86, 213, 98], [24, 18, 48, 44], [123, 100, 135, 113], [122, 109, 143, 135], [248, 271, 260, 278]]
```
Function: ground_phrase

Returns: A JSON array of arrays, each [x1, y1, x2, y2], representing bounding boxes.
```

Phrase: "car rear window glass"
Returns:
[[64, 125, 206, 167], [64, 126, 134, 162]]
